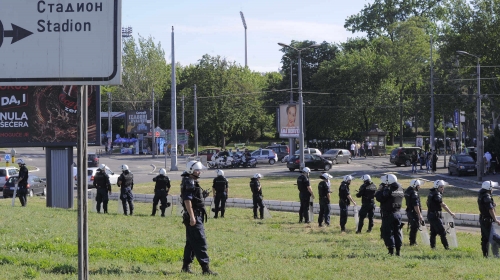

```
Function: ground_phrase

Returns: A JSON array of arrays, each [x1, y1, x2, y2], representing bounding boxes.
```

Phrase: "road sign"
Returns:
[[0, 0, 122, 86], [4, 154, 11, 161]]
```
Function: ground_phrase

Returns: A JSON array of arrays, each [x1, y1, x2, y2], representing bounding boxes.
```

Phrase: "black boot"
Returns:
[[299, 212, 303, 223], [260, 208, 264, 219], [395, 247, 401, 256], [103, 203, 108, 214], [181, 261, 193, 274], [161, 210, 165, 217], [482, 243, 489, 258], [388, 247, 394, 255], [151, 206, 157, 216], [214, 211, 218, 219], [201, 264, 218, 275], [221, 209, 225, 218], [253, 208, 258, 219]]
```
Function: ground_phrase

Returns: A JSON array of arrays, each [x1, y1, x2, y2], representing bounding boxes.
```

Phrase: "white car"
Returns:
[[294, 148, 322, 156], [250, 149, 278, 165], [87, 167, 120, 188]]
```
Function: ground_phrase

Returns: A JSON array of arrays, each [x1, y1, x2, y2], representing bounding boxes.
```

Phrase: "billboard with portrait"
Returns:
[[125, 110, 151, 134], [0, 85, 100, 147], [279, 103, 299, 138]]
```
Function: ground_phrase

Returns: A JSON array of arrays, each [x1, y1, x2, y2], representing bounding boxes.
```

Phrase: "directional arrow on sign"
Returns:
[[0, 20, 34, 48]]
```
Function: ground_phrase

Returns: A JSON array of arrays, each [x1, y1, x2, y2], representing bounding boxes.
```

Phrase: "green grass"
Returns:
[[0, 197, 496, 280]]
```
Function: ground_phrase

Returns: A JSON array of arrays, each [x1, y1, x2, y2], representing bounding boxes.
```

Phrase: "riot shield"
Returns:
[[207, 198, 215, 218], [116, 199, 124, 215], [489, 223, 500, 258], [90, 189, 97, 213], [419, 220, 431, 246], [176, 196, 184, 216], [308, 197, 314, 222], [263, 201, 272, 219], [354, 205, 359, 226], [443, 212, 458, 248], [11, 184, 18, 206], [164, 195, 174, 216]]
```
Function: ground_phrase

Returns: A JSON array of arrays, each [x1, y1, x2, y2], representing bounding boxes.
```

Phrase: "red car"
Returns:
[[192, 149, 220, 161]]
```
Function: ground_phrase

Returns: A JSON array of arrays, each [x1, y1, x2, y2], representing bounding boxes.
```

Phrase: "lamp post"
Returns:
[[456, 50, 482, 181], [278, 42, 320, 169], [240, 12, 247, 68]]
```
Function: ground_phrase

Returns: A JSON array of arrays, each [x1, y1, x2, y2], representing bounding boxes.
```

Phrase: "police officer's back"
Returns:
[[93, 164, 111, 214], [212, 169, 228, 218], [477, 181, 500, 257], [151, 168, 171, 217], [355, 174, 377, 233]]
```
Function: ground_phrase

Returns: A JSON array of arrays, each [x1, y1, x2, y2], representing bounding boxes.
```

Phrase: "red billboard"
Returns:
[[0, 85, 100, 147]]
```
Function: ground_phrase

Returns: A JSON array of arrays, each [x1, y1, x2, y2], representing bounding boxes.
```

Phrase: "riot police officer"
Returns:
[[376, 174, 404, 256], [404, 179, 424, 245], [151, 168, 171, 217], [93, 164, 111, 214], [339, 175, 357, 232], [297, 167, 314, 223], [212, 169, 228, 218], [426, 180, 456, 250], [356, 174, 377, 233], [477, 180, 500, 257], [180, 161, 217, 275], [117, 164, 134, 216], [318, 173, 332, 227], [250, 173, 264, 219], [16, 159, 29, 207]]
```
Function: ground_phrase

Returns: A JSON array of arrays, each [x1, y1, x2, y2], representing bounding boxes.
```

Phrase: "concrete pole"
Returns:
[[170, 26, 178, 171], [194, 84, 198, 157], [430, 35, 435, 151], [298, 50, 305, 169]]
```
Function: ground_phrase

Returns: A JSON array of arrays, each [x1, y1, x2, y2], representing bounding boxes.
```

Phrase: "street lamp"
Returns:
[[240, 12, 247, 68], [456, 50, 482, 181], [278, 42, 320, 169]]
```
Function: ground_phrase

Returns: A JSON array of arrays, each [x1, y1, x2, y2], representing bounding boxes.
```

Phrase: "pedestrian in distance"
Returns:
[[180, 161, 217, 275], [318, 173, 333, 227], [297, 167, 314, 223], [426, 180, 456, 250], [151, 168, 171, 217], [93, 164, 111, 214], [419, 150, 425, 170], [250, 173, 264, 219], [490, 152, 498, 175], [411, 151, 418, 174], [117, 164, 134, 216], [16, 159, 29, 207], [375, 174, 404, 256], [477, 180, 500, 257], [339, 175, 357, 232], [426, 150, 432, 174], [212, 169, 228, 218], [431, 150, 438, 174], [356, 174, 377, 233], [404, 179, 424, 246]]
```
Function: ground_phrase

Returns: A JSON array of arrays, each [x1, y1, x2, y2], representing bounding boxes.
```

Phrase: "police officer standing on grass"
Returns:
[[318, 173, 332, 227], [477, 181, 500, 257], [250, 173, 264, 219], [404, 179, 424, 246], [16, 159, 29, 207], [93, 164, 111, 214], [356, 174, 377, 233], [212, 169, 228, 218], [151, 168, 170, 217], [297, 167, 314, 223], [117, 164, 134, 216], [376, 174, 404, 256], [339, 175, 357, 232], [426, 180, 455, 250], [180, 161, 217, 275]]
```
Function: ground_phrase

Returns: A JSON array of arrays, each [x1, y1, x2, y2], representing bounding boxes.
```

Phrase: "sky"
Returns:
[[122, 0, 371, 73]]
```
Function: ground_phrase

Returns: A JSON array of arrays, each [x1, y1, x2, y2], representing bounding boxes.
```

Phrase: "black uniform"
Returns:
[[426, 189, 449, 249], [356, 181, 377, 233], [339, 181, 351, 231], [118, 170, 134, 215], [404, 186, 421, 245], [297, 174, 311, 223], [376, 182, 404, 255], [181, 173, 212, 273], [93, 169, 111, 213], [212, 175, 228, 218], [151, 174, 171, 216], [17, 164, 29, 207], [318, 180, 331, 226], [250, 178, 264, 219], [477, 189, 499, 257]]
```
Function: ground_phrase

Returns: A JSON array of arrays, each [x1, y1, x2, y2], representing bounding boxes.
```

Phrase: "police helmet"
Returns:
[[361, 174, 371, 182], [302, 167, 311, 174], [98, 163, 107, 170], [186, 161, 205, 174], [432, 180, 446, 189], [159, 168, 167, 175], [253, 173, 262, 179], [121, 164, 129, 171], [481, 180, 499, 190], [410, 179, 423, 188], [16, 159, 25, 165], [387, 174, 398, 184], [380, 175, 388, 184], [343, 175, 354, 182], [217, 169, 224, 176], [320, 173, 332, 180]]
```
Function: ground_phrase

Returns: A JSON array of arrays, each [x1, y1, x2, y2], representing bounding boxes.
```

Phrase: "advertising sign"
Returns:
[[125, 110, 151, 134], [0, 85, 100, 147], [279, 103, 299, 138], [0, 0, 122, 85], [165, 129, 189, 145]]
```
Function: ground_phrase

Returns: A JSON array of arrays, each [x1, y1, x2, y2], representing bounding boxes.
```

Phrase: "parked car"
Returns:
[[322, 149, 352, 164], [3, 175, 46, 198], [87, 167, 120, 188], [265, 145, 290, 161], [0, 167, 19, 186], [465, 147, 477, 161], [294, 148, 322, 156], [390, 147, 422, 167], [192, 148, 220, 161], [448, 154, 477, 176], [251, 149, 278, 165], [88, 153, 99, 167], [287, 154, 332, 171]]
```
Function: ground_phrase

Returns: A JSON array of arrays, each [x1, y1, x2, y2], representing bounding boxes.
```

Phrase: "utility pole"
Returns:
[[430, 35, 436, 151], [240, 11, 247, 68], [194, 84, 198, 157], [170, 26, 178, 171], [152, 89, 155, 158]]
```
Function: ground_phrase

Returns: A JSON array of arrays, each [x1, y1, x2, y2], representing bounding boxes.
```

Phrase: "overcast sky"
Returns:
[[122, 0, 370, 72]]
